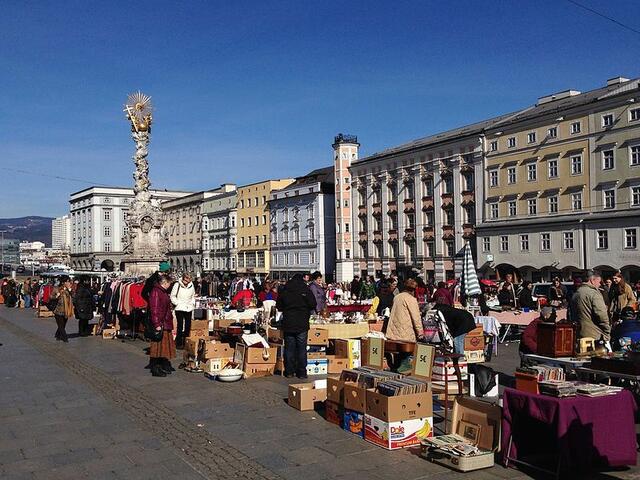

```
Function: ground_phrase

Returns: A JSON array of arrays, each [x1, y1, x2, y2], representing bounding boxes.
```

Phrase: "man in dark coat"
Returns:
[[276, 274, 317, 378], [73, 278, 95, 337]]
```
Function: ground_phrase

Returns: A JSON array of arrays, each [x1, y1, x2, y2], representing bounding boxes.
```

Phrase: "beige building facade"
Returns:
[[236, 179, 294, 278], [477, 76, 640, 282]]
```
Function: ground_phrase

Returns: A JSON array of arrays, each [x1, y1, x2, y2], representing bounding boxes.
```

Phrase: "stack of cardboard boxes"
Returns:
[[235, 334, 278, 378], [464, 324, 485, 363]]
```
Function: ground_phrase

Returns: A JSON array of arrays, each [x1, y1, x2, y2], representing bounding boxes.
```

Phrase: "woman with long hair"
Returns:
[[609, 272, 637, 323], [52, 275, 74, 342], [148, 274, 176, 377]]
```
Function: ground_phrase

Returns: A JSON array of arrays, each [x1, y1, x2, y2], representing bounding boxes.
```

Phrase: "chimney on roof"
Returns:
[[606, 76, 630, 86]]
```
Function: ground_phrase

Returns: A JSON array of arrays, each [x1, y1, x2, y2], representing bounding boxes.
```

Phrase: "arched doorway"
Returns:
[[494, 264, 521, 282], [100, 259, 115, 272]]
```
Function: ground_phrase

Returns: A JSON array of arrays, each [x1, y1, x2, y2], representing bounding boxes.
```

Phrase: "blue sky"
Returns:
[[1, 0, 638, 218]]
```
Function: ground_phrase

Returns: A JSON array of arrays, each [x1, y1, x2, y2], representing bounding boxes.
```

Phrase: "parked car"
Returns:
[[531, 282, 577, 306]]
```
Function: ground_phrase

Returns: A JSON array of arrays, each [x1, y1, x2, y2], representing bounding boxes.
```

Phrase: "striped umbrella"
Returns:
[[462, 241, 482, 297]]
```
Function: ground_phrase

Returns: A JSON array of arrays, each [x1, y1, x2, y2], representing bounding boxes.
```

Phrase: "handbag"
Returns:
[[141, 310, 163, 342], [46, 296, 59, 312]]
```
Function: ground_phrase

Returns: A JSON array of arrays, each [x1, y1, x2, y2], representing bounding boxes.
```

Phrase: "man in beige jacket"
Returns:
[[571, 270, 611, 343]]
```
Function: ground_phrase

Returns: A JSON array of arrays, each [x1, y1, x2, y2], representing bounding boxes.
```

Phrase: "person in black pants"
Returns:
[[170, 273, 196, 349], [276, 274, 317, 379], [73, 278, 95, 336], [52, 275, 74, 342]]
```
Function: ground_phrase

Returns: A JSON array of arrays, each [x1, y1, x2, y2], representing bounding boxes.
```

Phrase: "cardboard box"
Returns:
[[343, 382, 367, 413], [365, 389, 433, 423], [214, 318, 254, 329], [307, 327, 329, 346], [307, 351, 327, 360], [307, 359, 328, 376], [184, 338, 200, 357], [343, 409, 365, 438], [199, 341, 233, 360], [243, 345, 278, 365], [334, 339, 361, 369], [244, 363, 275, 378], [325, 400, 343, 427], [464, 334, 484, 351], [288, 383, 327, 411], [365, 415, 433, 450], [102, 328, 116, 339], [326, 355, 349, 374], [327, 376, 346, 405], [189, 320, 210, 338], [316, 323, 369, 339]]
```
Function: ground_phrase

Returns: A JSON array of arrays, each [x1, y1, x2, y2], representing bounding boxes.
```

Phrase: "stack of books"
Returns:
[[538, 380, 577, 397], [376, 377, 429, 396]]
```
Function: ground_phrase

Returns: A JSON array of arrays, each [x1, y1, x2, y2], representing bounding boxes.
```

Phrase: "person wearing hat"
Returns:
[[571, 270, 611, 344]]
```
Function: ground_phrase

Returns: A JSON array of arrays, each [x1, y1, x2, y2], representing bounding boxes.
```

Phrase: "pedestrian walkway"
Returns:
[[0, 307, 634, 479]]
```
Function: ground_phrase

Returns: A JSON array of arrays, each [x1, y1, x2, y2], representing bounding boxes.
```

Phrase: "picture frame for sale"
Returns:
[[457, 420, 481, 445], [411, 343, 435, 380]]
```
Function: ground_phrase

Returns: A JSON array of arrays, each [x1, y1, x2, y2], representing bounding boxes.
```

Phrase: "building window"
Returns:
[[630, 145, 640, 166], [262, 214, 267, 225], [508, 200, 517, 217], [482, 237, 490, 252], [345, 249, 351, 259], [507, 167, 517, 184], [631, 186, 640, 207], [597, 230, 608, 250], [443, 239, 454, 257], [254, 215, 259, 226], [570, 121, 581, 134], [508, 137, 516, 148], [571, 155, 582, 175], [489, 169, 499, 187], [625, 228, 638, 249], [103, 209, 111, 221], [548, 159, 558, 178], [489, 203, 498, 219], [490, 141, 498, 152], [563, 232, 574, 250], [602, 150, 615, 170], [572, 192, 583, 211], [603, 189, 616, 209], [104, 226, 111, 237], [602, 113, 614, 128], [499, 236, 509, 252], [247, 217, 251, 227], [104, 242, 111, 252], [527, 131, 537, 144], [548, 196, 558, 213], [520, 234, 529, 252], [540, 233, 551, 252], [527, 163, 537, 182], [547, 127, 558, 138], [443, 176, 453, 194], [630, 108, 640, 122], [527, 198, 537, 215], [240, 237, 245, 247]]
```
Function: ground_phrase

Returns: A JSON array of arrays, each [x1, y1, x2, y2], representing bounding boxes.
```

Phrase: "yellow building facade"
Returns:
[[236, 179, 294, 277]]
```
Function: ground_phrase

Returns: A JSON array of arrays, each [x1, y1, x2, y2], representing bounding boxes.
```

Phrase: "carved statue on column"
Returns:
[[121, 91, 169, 276]]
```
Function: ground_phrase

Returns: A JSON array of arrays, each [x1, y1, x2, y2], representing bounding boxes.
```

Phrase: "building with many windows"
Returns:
[[69, 187, 189, 272], [269, 167, 336, 280], [201, 186, 238, 276], [162, 185, 234, 276], [345, 111, 510, 281], [51, 215, 71, 250], [236, 179, 294, 278], [477, 76, 640, 282], [0, 238, 20, 267]]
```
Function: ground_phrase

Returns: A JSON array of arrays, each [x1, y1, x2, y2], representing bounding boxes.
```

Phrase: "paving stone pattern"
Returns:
[[1, 307, 638, 479]]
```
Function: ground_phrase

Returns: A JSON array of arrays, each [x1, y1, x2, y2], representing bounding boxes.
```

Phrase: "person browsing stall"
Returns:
[[385, 279, 424, 343], [170, 273, 196, 349], [149, 274, 176, 377], [309, 271, 326, 313], [571, 270, 611, 345], [433, 293, 476, 354]]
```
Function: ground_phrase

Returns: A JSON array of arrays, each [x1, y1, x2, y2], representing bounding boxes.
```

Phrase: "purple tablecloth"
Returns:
[[502, 388, 637, 471]]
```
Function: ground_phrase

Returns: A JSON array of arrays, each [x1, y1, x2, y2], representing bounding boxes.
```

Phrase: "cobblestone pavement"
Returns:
[[0, 307, 637, 480]]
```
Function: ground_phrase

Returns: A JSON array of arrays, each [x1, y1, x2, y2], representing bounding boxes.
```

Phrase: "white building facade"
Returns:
[[269, 167, 336, 281], [201, 187, 238, 276], [51, 215, 71, 250], [69, 187, 190, 272]]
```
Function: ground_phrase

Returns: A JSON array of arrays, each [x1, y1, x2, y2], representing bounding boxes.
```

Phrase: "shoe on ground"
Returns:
[[296, 373, 308, 379], [151, 365, 166, 377]]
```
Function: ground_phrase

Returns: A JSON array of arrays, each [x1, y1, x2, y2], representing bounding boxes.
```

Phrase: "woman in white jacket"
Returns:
[[171, 273, 196, 349]]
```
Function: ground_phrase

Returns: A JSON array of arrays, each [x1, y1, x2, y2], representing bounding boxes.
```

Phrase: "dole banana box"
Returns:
[[364, 415, 433, 450]]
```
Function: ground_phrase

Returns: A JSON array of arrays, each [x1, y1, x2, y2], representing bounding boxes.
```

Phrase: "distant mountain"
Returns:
[[0, 217, 54, 246]]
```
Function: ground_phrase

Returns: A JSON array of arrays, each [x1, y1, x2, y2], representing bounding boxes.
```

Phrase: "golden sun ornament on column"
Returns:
[[124, 91, 153, 132]]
